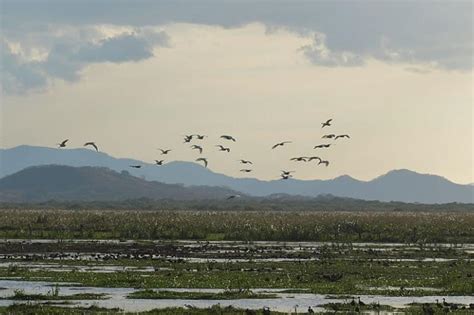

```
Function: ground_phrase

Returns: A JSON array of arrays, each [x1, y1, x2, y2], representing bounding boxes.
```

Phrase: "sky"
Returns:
[[1, 1, 473, 184]]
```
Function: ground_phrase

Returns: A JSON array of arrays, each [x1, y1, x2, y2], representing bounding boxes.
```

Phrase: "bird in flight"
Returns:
[[281, 170, 295, 176], [307, 156, 322, 162], [220, 135, 236, 142], [318, 160, 330, 167], [183, 135, 193, 143], [191, 145, 203, 154], [84, 142, 98, 151], [196, 158, 208, 167], [272, 141, 292, 149], [154, 160, 165, 165], [322, 134, 336, 139], [240, 169, 252, 173], [239, 159, 253, 164], [314, 144, 331, 149], [227, 194, 241, 200], [129, 165, 142, 169], [216, 145, 230, 152], [290, 157, 308, 162], [158, 149, 172, 155], [321, 119, 333, 128], [57, 139, 68, 148], [335, 134, 350, 140], [193, 134, 207, 140]]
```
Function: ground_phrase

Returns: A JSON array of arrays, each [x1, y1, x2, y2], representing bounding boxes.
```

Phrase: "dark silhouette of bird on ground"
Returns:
[[220, 135, 236, 142], [314, 144, 331, 149], [227, 194, 241, 200], [281, 170, 294, 176], [322, 119, 332, 128], [84, 142, 98, 151], [281, 174, 292, 180], [216, 145, 230, 152], [154, 160, 164, 165], [335, 134, 350, 140], [239, 159, 253, 164], [196, 158, 208, 167], [191, 145, 203, 154], [57, 139, 68, 148], [272, 141, 292, 149], [158, 149, 172, 155], [240, 169, 252, 173]]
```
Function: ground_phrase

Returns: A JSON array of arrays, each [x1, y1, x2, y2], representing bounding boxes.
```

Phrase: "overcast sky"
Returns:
[[1, 1, 473, 184]]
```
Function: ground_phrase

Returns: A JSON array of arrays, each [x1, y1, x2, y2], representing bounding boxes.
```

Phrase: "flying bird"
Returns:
[[227, 194, 241, 200], [318, 160, 330, 167], [129, 165, 142, 169], [216, 145, 230, 152], [281, 170, 295, 176], [335, 134, 350, 140], [290, 157, 308, 162], [322, 134, 336, 139], [307, 156, 322, 162], [57, 139, 68, 148], [84, 142, 98, 151], [321, 119, 333, 128], [183, 135, 193, 143], [272, 141, 292, 149], [240, 169, 252, 173], [191, 145, 203, 154], [158, 149, 172, 155], [239, 159, 253, 164], [314, 144, 331, 149], [220, 135, 236, 142], [193, 134, 207, 140], [196, 158, 208, 167], [154, 160, 165, 165]]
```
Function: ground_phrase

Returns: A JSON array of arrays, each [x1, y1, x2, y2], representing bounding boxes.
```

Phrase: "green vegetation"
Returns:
[[0, 305, 122, 314], [127, 289, 277, 300], [1, 288, 107, 301], [1, 304, 473, 314], [0, 209, 472, 242], [0, 209, 472, 313], [1, 259, 472, 295], [321, 302, 395, 312]]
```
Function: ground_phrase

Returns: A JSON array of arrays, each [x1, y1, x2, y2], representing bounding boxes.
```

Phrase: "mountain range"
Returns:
[[0, 145, 472, 204], [0, 165, 239, 202]]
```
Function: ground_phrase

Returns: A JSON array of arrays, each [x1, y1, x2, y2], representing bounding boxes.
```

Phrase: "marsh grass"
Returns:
[[0, 210, 472, 243], [2, 289, 108, 301]]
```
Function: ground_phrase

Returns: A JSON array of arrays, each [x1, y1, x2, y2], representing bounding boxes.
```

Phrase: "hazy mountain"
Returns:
[[0, 165, 239, 202], [1, 145, 472, 203]]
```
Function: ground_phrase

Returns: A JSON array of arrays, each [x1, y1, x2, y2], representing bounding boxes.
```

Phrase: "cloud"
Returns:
[[1, 30, 169, 94], [300, 33, 365, 67], [1, 40, 48, 94], [1, 1, 472, 94]]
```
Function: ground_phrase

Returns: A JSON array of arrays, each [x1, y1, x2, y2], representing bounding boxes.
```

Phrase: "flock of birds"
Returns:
[[56, 118, 350, 180]]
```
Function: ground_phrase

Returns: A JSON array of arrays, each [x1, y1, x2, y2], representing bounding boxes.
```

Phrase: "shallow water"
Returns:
[[0, 280, 472, 313]]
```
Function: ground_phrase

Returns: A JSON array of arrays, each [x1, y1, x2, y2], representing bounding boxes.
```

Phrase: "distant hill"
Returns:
[[1, 145, 473, 203], [0, 165, 239, 202]]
